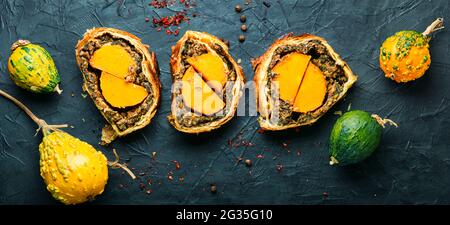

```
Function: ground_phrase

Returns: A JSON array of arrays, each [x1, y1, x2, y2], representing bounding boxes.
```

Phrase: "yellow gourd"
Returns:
[[0, 89, 135, 205], [379, 18, 444, 83]]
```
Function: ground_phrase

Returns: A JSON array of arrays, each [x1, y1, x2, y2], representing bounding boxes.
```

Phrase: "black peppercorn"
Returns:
[[240, 15, 247, 23], [210, 184, 217, 193], [235, 4, 242, 13], [241, 24, 247, 32], [239, 35, 245, 42], [245, 159, 252, 167]]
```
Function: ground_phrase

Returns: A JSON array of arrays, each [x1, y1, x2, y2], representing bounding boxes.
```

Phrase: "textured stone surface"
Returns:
[[0, 0, 449, 204]]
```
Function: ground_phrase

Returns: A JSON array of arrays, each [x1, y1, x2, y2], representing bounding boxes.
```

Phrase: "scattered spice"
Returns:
[[148, 0, 196, 36], [245, 159, 252, 167], [139, 182, 146, 190], [150, 0, 173, 8], [210, 184, 217, 193], [235, 4, 242, 13], [241, 24, 247, 32], [240, 15, 247, 23], [172, 160, 181, 170], [167, 171, 174, 181], [179, 176, 185, 183], [146, 189, 153, 194], [296, 149, 301, 156], [276, 164, 283, 172], [152, 151, 157, 160], [239, 35, 246, 42], [256, 154, 264, 159], [322, 192, 329, 198], [257, 128, 265, 134]]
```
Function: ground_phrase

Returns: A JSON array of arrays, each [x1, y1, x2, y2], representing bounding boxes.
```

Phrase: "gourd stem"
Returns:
[[107, 148, 137, 180], [371, 114, 398, 129], [423, 18, 445, 36], [0, 89, 68, 136], [54, 84, 63, 95], [329, 156, 339, 166]]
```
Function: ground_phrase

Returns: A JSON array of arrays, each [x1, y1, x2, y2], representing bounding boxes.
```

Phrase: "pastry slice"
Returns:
[[168, 31, 245, 133], [253, 34, 357, 130], [75, 27, 161, 144]]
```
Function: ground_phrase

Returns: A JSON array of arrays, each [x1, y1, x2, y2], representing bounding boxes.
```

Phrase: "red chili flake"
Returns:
[[139, 183, 146, 190], [165, 29, 172, 35], [256, 154, 264, 159], [172, 160, 181, 170], [296, 149, 301, 156], [322, 192, 329, 198], [227, 139, 233, 147], [168, 175, 174, 181], [150, 0, 175, 8], [276, 164, 283, 172], [146, 189, 153, 195], [145, 17, 150, 22], [148, 179, 153, 185], [257, 128, 265, 134], [173, 27, 181, 36], [282, 142, 288, 148]]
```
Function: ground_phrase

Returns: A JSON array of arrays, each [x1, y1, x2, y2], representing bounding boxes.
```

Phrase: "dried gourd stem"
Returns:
[[329, 156, 339, 166], [54, 84, 63, 95], [423, 18, 444, 36], [0, 89, 67, 136], [107, 148, 137, 180], [371, 114, 398, 129]]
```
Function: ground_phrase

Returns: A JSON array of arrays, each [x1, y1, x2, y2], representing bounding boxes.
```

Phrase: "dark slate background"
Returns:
[[0, 0, 449, 205]]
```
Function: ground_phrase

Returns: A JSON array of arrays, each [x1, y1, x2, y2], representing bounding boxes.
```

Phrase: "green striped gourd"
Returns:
[[7, 40, 62, 94]]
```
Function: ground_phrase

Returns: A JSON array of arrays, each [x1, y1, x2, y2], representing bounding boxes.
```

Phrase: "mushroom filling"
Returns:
[[266, 40, 348, 126], [174, 40, 237, 128], [77, 34, 154, 132]]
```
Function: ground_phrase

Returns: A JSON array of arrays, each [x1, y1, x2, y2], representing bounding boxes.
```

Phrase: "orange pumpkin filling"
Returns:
[[272, 52, 311, 103], [293, 63, 327, 113], [186, 53, 228, 92], [90, 45, 136, 78], [89, 45, 149, 108], [181, 67, 225, 115], [272, 53, 327, 113], [99, 72, 148, 108]]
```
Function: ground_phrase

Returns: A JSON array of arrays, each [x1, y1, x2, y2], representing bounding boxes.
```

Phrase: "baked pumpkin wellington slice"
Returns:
[[75, 28, 161, 144], [253, 34, 357, 130], [168, 31, 245, 133]]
